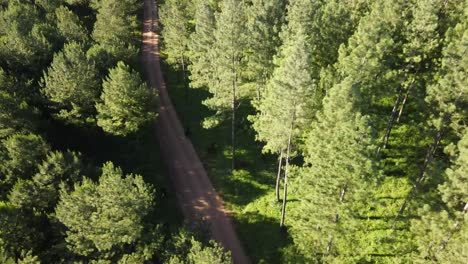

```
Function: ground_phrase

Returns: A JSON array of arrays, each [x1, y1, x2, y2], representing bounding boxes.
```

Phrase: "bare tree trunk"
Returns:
[[280, 112, 295, 228], [327, 237, 333, 254], [339, 184, 347, 202], [231, 78, 236, 171], [256, 83, 261, 101], [378, 87, 404, 154], [275, 149, 284, 202], [378, 78, 416, 154], [181, 55, 188, 129], [396, 79, 415, 123], [394, 92, 463, 225]]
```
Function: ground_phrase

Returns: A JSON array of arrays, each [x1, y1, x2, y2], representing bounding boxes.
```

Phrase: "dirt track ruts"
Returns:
[[141, 1, 250, 263]]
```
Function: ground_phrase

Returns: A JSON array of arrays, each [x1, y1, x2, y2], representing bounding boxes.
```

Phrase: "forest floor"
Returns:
[[141, 0, 250, 263]]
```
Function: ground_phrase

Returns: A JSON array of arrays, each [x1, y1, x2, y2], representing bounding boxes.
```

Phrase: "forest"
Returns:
[[0, 0, 232, 263], [0, 0, 466, 263], [159, 0, 467, 263]]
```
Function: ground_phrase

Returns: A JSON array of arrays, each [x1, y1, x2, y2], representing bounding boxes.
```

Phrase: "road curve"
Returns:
[[141, 1, 250, 263]]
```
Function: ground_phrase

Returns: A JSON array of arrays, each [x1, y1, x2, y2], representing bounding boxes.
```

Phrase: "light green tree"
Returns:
[[412, 129, 468, 263], [293, 78, 377, 262], [249, 32, 314, 206], [96, 62, 157, 136], [202, 0, 247, 170]]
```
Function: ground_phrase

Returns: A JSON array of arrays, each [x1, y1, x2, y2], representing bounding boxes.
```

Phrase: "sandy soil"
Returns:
[[141, 1, 250, 263]]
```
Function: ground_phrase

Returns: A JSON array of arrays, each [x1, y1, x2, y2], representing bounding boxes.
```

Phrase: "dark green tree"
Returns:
[[90, 0, 140, 68], [0, 133, 50, 196], [55, 6, 89, 44], [55, 162, 158, 261], [188, 1, 216, 90], [8, 150, 83, 213], [244, 0, 285, 100], [41, 42, 100, 125], [0, 0, 55, 76]]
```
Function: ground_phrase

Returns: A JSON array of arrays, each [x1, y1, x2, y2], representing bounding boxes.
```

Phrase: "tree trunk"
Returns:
[[256, 83, 261, 101], [394, 92, 463, 224], [396, 79, 415, 123], [280, 112, 295, 228], [339, 184, 347, 203], [327, 238, 333, 254], [378, 87, 404, 154], [275, 149, 284, 202], [181, 55, 188, 129], [231, 80, 236, 171]]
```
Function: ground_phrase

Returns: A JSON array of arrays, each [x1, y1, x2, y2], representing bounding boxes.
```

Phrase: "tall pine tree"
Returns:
[[202, 0, 247, 170]]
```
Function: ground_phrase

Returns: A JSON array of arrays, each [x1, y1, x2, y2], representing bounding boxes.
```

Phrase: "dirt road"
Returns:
[[141, 1, 250, 263]]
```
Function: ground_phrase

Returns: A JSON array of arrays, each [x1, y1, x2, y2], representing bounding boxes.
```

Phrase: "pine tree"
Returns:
[[55, 162, 157, 261], [412, 129, 468, 263], [188, 1, 216, 90], [293, 78, 376, 262], [244, 0, 285, 100], [41, 42, 100, 125], [91, 0, 140, 67], [96, 62, 157, 136], [55, 6, 89, 44], [0, 70, 37, 138], [202, 0, 247, 170], [0, 133, 50, 196], [8, 150, 83, 213], [160, 0, 191, 68], [379, 0, 443, 152], [249, 32, 314, 203], [160, 0, 192, 128], [397, 10, 468, 220], [0, 0, 55, 76]]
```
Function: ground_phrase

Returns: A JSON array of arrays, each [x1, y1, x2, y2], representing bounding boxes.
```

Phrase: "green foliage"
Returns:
[[41, 42, 100, 125], [164, 231, 232, 264], [160, 0, 191, 66], [9, 150, 83, 213], [426, 14, 468, 133], [201, 0, 247, 120], [96, 62, 157, 136], [440, 130, 468, 208], [55, 161, 157, 261], [186, 239, 232, 264], [244, 0, 285, 99], [0, 202, 45, 259], [188, 1, 216, 90], [293, 78, 377, 261], [91, 0, 140, 67], [0, 0, 56, 75], [0, 133, 50, 195], [249, 32, 315, 155], [55, 5, 89, 44], [0, 85, 38, 139]]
